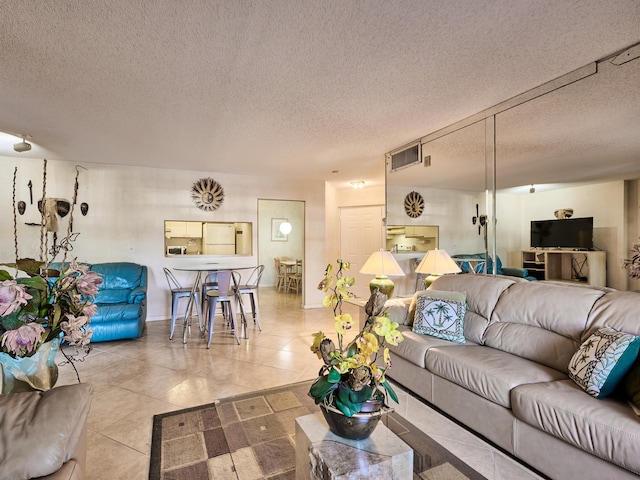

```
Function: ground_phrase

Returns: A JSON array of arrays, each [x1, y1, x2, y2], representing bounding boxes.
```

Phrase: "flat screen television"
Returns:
[[530, 217, 594, 250]]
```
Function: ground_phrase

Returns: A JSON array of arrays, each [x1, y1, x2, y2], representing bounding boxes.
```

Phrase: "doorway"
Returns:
[[257, 199, 305, 298]]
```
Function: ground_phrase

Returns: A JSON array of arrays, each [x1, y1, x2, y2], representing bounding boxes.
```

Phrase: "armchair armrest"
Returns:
[[128, 286, 146, 304], [501, 267, 528, 278]]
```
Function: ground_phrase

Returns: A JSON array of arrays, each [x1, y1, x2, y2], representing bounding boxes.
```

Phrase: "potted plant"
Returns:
[[309, 259, 405, 439]]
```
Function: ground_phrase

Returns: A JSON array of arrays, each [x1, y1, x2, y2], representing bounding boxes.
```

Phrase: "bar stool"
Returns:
[[163, 267, 202, 340], [206, 270, 241, 347]]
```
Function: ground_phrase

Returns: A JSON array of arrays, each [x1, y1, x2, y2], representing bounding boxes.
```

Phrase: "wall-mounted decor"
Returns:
[[17, 201, 26, 215], [271, 218, 288, 241], [404, 191, 424, 218], [80, 202, 89, 216], [191, 177, 224, 211]]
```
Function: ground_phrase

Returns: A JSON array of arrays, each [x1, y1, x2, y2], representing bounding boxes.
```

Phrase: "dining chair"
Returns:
[[163, 267, 202, 341], [200, 272, 219, 320], [287, 260, 302, 294], [205, 270, 241, 347], [234, 265, 264, 331], [275, 258, 287, 292]]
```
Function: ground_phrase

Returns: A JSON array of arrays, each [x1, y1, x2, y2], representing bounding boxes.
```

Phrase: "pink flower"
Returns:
[[82, 302, 98, 317], [76, 271, 102, 296], [1, 323, 45, 355], [0, 280, 32, 316], [61, 314, 92, 346]]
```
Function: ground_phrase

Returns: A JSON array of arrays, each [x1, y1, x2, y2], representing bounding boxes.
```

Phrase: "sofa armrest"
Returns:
[[128, 286, 146, 304], [0, 384, 93, 480]]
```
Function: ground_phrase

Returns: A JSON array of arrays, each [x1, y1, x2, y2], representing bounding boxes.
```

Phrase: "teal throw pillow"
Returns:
[[621, 358, 640, 415], [412, 290, 466, 344], [568, 328, 640, 398]]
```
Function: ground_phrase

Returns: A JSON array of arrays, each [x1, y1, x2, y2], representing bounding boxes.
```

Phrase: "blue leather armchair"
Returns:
[[89, 262, 147, 342]]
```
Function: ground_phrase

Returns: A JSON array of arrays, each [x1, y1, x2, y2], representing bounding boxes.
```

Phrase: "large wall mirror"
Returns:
[[164, 221, 253, 256], [385, 44, 640, 292]]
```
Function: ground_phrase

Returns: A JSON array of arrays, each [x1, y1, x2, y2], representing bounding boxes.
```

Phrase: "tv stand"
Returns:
[[522, 250, 606, 286]]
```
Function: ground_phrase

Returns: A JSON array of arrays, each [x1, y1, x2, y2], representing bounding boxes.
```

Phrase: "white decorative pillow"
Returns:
[[412, 290, 466, 344], [568, 327, 640, 398]]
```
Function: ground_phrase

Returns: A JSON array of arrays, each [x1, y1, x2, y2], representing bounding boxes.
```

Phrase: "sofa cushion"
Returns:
[[89, 303, 143, 323], [0, 384, 93, 480], [90, 262, 144, 290], [512, 379, 640, 474], [425, 345, 567, 408], [568, 327, 640, 398], [584, 291, 640, 342], [389, 326, 467, 369], [412, 290, 466, 343], [427, 274, 517, 344], [487, 281, 605, 372]]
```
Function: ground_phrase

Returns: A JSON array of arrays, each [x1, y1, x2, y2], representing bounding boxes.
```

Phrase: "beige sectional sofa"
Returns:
[[385, 274, 640, 480]]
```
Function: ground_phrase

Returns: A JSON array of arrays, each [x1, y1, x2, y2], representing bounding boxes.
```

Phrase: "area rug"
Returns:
[[150, 380, 486, 480]]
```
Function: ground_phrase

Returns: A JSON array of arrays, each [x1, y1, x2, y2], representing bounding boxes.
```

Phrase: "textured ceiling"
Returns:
[[0, 1, 639, 189]]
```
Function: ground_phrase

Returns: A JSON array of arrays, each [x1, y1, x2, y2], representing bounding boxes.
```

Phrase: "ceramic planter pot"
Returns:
[[0, 338, 60, 394], [319, 400, 388, 440]]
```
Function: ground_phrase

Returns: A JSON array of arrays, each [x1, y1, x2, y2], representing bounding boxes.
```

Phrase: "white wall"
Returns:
[[0, 156, 327, 319]]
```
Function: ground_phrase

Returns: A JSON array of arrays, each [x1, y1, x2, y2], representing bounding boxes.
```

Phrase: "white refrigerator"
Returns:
[[203, 223, 236, 255]]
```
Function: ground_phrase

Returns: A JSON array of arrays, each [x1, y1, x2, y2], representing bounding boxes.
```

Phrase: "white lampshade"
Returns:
[[359, 250, 405, 298], [359, 250, 405, 277], [415, 249, 461, 275]]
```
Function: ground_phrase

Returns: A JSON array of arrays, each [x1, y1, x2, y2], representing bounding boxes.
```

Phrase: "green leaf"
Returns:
[[0, 269, 12, 281], [328, 367, 342, 383], [335, 397, 360, 417], [309, 376, 336, 401], [381, 380, 399, 403], [349, 385, 373, 404]]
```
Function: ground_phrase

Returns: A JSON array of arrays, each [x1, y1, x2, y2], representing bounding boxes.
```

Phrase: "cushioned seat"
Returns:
[[512, 379, 640, 474]]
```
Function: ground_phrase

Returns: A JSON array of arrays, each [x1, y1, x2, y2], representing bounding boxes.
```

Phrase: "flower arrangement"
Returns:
[[0, 258, 100, 358], [309, 259, 405, 417], [1, 161, 100, 365], [622, 238, 640, 279]]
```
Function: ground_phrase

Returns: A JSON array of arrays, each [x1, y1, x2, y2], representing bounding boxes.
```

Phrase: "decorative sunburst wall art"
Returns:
[[191, 177, 225, 211], [404, 191, 424, 218]]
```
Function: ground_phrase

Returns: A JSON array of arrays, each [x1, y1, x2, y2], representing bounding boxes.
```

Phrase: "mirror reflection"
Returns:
[[164, 221, 252, 256], [386, 225, 439, 253]]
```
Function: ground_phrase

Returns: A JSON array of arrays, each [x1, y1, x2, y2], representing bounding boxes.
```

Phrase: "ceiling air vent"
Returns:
[[387, 141, 422, 173]]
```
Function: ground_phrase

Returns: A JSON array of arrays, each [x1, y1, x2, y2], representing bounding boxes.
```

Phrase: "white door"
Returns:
[[339, 206, 385, 298]]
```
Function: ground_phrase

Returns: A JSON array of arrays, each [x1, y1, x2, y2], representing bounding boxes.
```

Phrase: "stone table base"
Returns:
[[295, 412, 413, 480]]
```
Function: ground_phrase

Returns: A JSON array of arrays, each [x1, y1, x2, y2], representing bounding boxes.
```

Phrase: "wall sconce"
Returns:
[[350, 181, 365, 189], [359, 249, 405, 297], [529, 185, 536, 194], [415, 249, 461, 288]]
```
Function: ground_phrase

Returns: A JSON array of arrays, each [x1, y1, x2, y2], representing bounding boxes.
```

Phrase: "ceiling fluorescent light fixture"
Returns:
[[350, 181, 365, 189]]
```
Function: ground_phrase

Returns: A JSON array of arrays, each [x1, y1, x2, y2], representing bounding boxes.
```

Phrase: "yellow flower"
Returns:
[[357, 332, 379, 356], [322, 293, 338, 309], [371, 362, 385, 382], [383, 347, 391, 368], [335, 356, 359, 374], [310, 331, 325, 358], [374, 316, 404, 346], [334, 313, 354, 335]]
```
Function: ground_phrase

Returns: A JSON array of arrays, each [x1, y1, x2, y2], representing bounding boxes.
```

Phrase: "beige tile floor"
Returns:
[[56, 288, 545, 480]]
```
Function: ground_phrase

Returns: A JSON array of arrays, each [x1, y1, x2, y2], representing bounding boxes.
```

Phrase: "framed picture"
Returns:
[[272, 218, 288, 241]]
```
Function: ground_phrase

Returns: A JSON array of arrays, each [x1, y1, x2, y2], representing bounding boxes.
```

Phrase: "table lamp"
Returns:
[[415, 249, 461, 289], [359, 250, 405, 298]]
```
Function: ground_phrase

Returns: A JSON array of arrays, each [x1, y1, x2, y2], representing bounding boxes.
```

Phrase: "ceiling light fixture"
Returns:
[[350, 181, 365, 189], [13, 135, 32, 153], [529, 185, 536, 194]]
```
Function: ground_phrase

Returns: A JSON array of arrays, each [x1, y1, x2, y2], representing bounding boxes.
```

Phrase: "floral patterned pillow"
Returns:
[[412, 290, 466, 344], [568, 327, 640, 398]]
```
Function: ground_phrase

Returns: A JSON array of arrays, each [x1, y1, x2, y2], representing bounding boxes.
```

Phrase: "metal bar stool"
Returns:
[[163, 267, 202, 340], [206, 270, 241, 347]]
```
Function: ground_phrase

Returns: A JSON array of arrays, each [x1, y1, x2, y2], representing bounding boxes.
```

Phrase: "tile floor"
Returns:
[[56, 288, 545, 480]]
